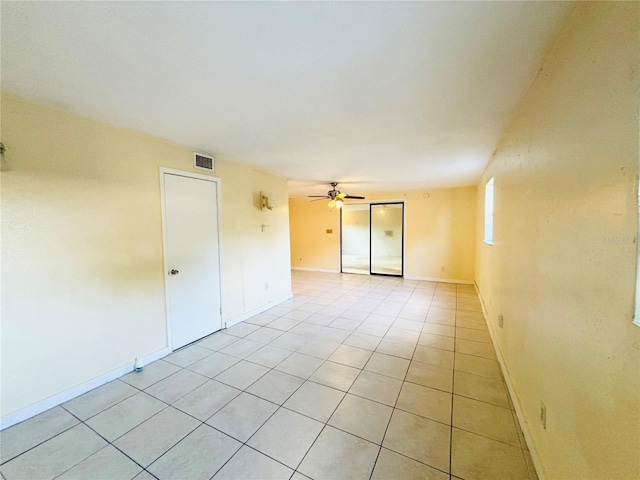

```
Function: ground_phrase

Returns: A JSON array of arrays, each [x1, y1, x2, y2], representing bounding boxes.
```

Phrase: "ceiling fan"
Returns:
[[308, 182, 365, 208]]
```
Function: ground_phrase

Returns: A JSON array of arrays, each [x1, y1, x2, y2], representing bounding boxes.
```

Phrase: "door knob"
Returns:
[[169, 269, 179, 275]]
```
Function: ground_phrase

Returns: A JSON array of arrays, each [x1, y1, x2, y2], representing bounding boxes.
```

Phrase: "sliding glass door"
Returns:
[[341, 204, 370, 274], [340, 202, 404, 277], [370, 203, 403, 276]]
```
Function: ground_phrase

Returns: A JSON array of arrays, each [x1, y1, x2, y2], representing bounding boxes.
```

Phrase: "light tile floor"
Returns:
[[1, 271, 538, 480]]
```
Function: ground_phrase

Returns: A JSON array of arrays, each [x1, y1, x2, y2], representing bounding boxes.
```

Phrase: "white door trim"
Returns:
[[159, 167, 223, 351]]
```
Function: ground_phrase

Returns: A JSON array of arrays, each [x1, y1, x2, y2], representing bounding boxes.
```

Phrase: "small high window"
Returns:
[[484, 177, 495, 244]]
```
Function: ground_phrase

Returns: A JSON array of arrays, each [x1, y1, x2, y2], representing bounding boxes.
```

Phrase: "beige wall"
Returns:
[[290, 186, 476, 281], [0, 93, 292, 419], [289, 198, 341, 271], [475, 3, 640, 479]]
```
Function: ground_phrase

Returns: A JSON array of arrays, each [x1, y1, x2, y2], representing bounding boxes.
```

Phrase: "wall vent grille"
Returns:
[[194, 153, 214, 171]]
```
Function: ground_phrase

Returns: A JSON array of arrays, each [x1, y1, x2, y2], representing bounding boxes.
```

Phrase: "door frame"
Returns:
[[159, 167, 223, 351], [339, 199, 406, 277]]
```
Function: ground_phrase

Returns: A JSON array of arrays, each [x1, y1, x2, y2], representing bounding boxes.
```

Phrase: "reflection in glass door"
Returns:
[[340, 202, 404, 277], [341, 204, 370, 274], [370, 203, 404, 276]]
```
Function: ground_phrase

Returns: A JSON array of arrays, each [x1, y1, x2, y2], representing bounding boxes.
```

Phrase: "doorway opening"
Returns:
[[340, 202, 404, 277]]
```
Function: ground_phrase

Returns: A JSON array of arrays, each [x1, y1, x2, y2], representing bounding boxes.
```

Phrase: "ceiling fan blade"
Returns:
[[310, 197, 330, 202], [308, 195, 331, 198], [344, 195, 365, 199]]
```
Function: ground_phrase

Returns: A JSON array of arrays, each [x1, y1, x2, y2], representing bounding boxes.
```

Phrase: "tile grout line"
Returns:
[[200, 335, 349, 477], [289, 277, 409, 479], [0, 417, 80, 467], [291, 392, 351, 477], [119, 340, 323, 479], [429, 283, 457, 478], [213, 280, 507, 476], [366, 282, 418, 480], [449, 285, 460, 477], [78, 354, 282, 477], [48, 402, 163, 480], [183, 361, 316, 479], [2, 380, 163, 471], [4, 273, 496, 480], [368, 282, 445, 480]]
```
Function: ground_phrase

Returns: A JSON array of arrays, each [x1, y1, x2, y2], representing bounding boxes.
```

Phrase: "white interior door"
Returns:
[[163, 172, 222, 350]]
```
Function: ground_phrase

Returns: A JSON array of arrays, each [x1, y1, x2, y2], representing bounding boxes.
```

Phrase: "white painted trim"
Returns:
[[159, 167, 223, 352], [402, 202, 407, 277], [635, 94, 640, 327], [291, 267, 340, 273], [160, 166, 218, 183], [474, 281, 545, 480], [634, 164, 640, 327], [337, 207, 343, 272], [0, 347, 171, 431], [403, 275, 474, 284], [224, 292, 294, 328], [344, 197, 407, 206]]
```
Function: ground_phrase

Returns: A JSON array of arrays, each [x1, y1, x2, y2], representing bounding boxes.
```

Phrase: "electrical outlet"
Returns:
[[498, 314, 504, 328], [540, 401, 547, 429]]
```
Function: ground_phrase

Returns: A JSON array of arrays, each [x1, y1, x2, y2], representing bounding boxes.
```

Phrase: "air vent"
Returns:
[[194, 153, 215, 171]]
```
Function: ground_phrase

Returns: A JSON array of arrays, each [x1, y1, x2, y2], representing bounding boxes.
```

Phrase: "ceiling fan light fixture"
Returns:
[[309, 182, 366, 207]]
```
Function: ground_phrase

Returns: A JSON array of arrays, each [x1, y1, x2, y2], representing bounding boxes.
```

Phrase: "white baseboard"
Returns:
[[224, 292, 294, 329], [291, 267, 340, 273], [474, 282, 545, 480], [1, 293, 296, 431], [291, 269, 473, 284], [404, 275, 474, 284], [0, 347, 171, 431]]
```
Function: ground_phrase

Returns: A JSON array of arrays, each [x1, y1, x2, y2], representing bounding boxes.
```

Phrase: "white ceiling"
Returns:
[[2, 1, 571, 197]]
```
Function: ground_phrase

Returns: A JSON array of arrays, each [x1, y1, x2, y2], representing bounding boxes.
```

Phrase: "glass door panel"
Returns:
[[370, 203, 403, 276], [340, 204, 370, 275]]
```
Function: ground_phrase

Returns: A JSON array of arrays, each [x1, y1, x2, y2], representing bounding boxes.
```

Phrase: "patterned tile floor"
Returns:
[[0, 271, 538, 480]]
